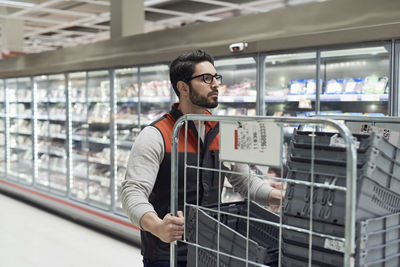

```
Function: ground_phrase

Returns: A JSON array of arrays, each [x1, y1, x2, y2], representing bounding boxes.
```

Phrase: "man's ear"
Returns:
[[177, 81, 189, 97]]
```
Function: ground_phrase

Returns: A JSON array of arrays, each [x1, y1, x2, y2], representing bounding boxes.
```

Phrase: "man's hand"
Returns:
[[268, 188, 286, 206], [140, 211, 184, 243]]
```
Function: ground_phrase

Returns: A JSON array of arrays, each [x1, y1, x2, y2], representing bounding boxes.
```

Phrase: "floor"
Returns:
[[0, 193, 143, 267]]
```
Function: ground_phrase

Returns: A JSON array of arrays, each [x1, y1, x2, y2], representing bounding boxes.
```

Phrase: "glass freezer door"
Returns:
[[114, 67, 139, 213], [87, 70, 111, 209], [70, 72, 90, 203], [35, 74, 67, 194], [213, 57, 257, 116], [319, 44, 390, 116], [139, 64, 171, 127], [7, 77, 33, 185], [70, 70, 112, 209], [264, 51, 317, 117]]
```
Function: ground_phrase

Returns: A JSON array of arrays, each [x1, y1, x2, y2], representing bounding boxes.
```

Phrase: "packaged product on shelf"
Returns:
[[343, 78, 364, 94], [221, 79, 256, 97], [117, 81, 139, 97], [247, 109, 256, 116], [22, 150, 32, 161], [140, 80, 171, 97], [71, 87, 85, 99], [266, 88, 289, 97], [49, 85, 65, 98], [117, 149, 130, 165], [8, 89, 17, 101], [117, 167, 126, 183], [37, 89, 47, 99], [17, 89, 29, 99], [71, 180, 88, 200], [325, 78, 344, 94], [305, 79, 316, 94], [49, 123, 62, 134], [39, 121, 49, 133], [88, 103, 110, 123], [71, 103, 87, 120], [362, 75, 388, 94], [116, 105, 138, 124], [289, 79, 306, 95], [375, 76, 388, 94]]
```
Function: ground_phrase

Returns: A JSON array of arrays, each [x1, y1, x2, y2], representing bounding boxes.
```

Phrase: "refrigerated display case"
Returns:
[[35, 74, 67, 194], [7, 77, 33, 185], [264, 43, 391, 117], [214, 57, 257, 116]]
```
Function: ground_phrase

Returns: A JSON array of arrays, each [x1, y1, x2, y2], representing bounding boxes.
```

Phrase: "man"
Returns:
[[121, 50, 282, 266]]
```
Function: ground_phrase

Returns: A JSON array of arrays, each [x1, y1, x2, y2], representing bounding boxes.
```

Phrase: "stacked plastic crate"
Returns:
[[185, 201, 280, 267], [282, 130, 400, 266]]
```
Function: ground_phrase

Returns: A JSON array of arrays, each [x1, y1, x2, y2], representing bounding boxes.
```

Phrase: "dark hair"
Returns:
[[169, 49, 214, 98]]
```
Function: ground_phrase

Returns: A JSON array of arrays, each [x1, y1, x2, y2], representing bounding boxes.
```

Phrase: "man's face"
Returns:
[[188, 61, 220, 109]]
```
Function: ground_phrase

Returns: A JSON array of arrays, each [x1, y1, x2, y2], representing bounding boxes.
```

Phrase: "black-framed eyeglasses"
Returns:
[[188, 73, 222, 84]]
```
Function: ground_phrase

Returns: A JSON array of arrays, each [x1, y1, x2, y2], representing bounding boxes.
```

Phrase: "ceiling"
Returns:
[[0, 0, 326, 54]]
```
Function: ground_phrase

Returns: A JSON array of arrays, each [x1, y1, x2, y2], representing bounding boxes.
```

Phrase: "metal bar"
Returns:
[[389, 40, 395, 116], [65, 73, 72, 198], [255, 53, 266, 116], [31, 76, 39, 188], [4, 79, 10, 177], [315, 49, 321, 115], [170, 119, 185, 267], [393, 40, 399, 116], [109, 69, 116, 212]]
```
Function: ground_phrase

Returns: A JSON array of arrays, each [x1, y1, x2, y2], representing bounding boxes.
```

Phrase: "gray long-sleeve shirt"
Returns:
[[120, 125, 273, 228]]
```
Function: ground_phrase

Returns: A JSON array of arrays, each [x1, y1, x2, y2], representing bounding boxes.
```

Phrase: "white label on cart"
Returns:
[[220, 121, 281, 166], [324, 238, 345, 253]]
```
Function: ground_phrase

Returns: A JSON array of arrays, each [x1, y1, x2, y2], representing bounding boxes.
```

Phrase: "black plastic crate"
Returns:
[[289, 141, 399, 172], [290, 130, 371, 148], [282, 212, 400, 266], [186, 201, 279, 267], [282, 253, 326, 267], [282, 241, 343, 266], [283, 175, 400, 225], [282, 238, 400, 267], [287, 159, 400, 191]]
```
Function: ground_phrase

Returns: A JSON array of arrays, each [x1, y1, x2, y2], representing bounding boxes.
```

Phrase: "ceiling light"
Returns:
[[0, 0, 35, 8]]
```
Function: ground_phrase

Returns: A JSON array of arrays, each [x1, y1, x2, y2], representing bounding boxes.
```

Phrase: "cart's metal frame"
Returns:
[[170, 115, 358, 267]]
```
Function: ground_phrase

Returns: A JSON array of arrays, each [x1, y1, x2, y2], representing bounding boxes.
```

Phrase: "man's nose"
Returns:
[[211, 77, 220, 86]]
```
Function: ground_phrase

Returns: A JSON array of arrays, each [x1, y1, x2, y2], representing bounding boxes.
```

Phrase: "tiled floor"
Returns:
[[0, 193, 142, 267]]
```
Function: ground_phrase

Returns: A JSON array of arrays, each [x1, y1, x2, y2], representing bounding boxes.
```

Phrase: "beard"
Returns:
[[189, 84, 218, 109]]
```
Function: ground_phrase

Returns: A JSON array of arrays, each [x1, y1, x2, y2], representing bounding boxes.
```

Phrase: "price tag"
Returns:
[[243, 96, 256, 102], [340, 95, 358, 102], [220, 96, 235, 102], [361, 94, 380, 101], [299, 99, 312, 109], [287, 95, 299, 102]]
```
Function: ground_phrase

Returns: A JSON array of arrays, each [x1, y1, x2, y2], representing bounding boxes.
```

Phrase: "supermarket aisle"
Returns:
[[0, 193, 142, 267]]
